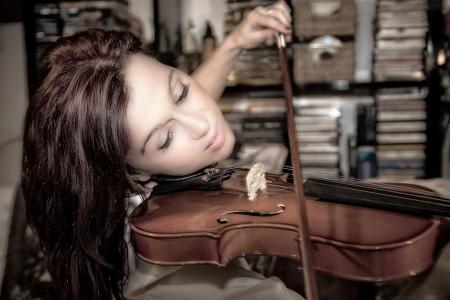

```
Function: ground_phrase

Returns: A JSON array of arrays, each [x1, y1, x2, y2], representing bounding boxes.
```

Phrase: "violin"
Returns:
[[129, 165, 444, 282]]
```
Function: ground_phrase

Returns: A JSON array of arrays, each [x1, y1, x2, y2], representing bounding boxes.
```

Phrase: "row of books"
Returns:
[[293, 98, 341, 178], [225, 0, 281, 86], [35, 1, 129, 42], [375, 87, 427, 180], [219, 96, 288, 172], [34, 1, 130, 67], [373, 0, 428, 82], [219, 95, 383, 179], [35, 4, 61, 43], [219, 95, 344, 177], [295, 96, 375, 179]]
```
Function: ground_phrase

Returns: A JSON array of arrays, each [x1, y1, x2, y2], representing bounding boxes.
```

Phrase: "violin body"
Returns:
[[130, 168, 441, 282]]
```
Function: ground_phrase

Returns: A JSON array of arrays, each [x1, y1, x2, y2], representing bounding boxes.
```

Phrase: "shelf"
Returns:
[[223, 80, 428, 98]]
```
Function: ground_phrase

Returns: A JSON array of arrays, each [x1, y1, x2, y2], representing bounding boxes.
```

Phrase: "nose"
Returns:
[[173, 110, 209, 140]]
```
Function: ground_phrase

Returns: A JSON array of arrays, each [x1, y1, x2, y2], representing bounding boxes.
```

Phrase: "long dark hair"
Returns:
[[22, 30, 143, 299]]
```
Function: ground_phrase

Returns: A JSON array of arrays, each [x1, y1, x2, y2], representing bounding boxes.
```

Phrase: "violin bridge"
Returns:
[[246, 162, 267, 201]]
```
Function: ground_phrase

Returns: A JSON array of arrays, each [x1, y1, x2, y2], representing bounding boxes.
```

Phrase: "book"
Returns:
[[376, 149, 426, 160], [377, 121, 426, 132], [376, 133, 427, 144], [299, 143, 339, 153], [378, 159, 425, 169], [377, 111, 426, 121]]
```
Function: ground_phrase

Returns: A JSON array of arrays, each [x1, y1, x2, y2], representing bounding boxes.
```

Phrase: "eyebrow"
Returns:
[[140, 69, 175, 155]]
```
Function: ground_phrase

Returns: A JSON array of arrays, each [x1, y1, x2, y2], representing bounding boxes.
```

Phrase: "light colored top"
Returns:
[[124, 193, 304, 300]]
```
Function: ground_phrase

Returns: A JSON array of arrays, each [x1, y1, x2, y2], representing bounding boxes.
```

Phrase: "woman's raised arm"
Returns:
[[191, 0, 292, 100]]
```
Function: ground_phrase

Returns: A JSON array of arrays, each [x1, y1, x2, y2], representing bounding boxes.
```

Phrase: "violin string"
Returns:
[[207, 165, 242, 181], [283, 167, 449, 203], [282, 165, 439, 196], [324, 179, 450, 205], [319, 172, 448, 202], [281, 165, 447, 200], [306, 178, 450, 210], [267, 169, 450, 211], [215, 164, 449, 208], [340, 178, 445, 200], [278, 169, 450, 213], [277, 166, 450, 209], [208, 169, 237, 181], [221, 163, 242, 171]]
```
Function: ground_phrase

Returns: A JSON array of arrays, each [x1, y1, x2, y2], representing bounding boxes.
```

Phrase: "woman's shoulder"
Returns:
[[127, 193, 144, 209]]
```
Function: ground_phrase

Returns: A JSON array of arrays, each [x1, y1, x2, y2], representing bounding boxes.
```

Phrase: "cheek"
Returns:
[[138, 137, 205, 175]]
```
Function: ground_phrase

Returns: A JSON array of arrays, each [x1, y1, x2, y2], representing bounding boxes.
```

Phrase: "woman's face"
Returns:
[[124, 54, 235, 176]]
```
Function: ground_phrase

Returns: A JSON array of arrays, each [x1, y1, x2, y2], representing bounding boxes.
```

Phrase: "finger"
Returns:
[[272, 1, 292, 23], [269, 6, 292, 27], [255, 10, 291, 34], [253, 28, 278, 43], [274, 0, 291, 14], [260, 32, 292, 46]]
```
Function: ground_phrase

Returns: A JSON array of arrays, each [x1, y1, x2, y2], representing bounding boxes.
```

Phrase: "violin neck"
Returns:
[[304, 177, 450, 217]]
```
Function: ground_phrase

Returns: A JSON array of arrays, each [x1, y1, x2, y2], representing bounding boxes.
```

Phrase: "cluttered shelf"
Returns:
[[219, 0, 445, 182]]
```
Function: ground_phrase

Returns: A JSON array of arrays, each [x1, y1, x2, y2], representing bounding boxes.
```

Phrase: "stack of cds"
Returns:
[[219, 96, 286, 143], [60, 1, 130, 37], [294, 98, 342, 178], [35, 3, 62, 67], [219, 96, 287, 170], [225, 0, 281, 85], [35, 4, 61, 43], [373, 0, 428, 82], [376, 88, 427, 179]]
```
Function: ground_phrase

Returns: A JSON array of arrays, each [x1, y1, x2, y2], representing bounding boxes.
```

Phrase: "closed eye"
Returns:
[[159, 129, 173, 152], [176, 83, 190, 106]]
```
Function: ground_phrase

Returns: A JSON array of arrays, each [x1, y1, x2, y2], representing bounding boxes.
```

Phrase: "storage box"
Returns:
[[295, 0, 356, 38], [293, 39, 355, 84]]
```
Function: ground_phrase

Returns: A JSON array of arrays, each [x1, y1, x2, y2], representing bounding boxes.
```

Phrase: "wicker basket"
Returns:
[[295, 0, 356, 38], [293, 41, 355, 84]]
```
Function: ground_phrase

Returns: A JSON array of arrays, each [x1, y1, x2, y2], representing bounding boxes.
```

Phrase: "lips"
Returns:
[[205, 118, 225, 152]]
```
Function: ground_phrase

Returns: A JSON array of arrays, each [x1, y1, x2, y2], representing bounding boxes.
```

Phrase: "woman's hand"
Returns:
[[227, 0, 292, 50], [191, 1, 292, 100]]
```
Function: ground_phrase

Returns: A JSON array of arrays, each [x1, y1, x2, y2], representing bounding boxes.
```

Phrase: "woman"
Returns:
[[22, 1, 299, 299]]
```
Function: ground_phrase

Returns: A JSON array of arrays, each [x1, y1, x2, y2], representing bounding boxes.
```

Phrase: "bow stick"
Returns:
[[277, 33, 319, 300]]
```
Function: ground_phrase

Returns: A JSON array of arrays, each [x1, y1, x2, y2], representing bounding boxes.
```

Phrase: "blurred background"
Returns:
[[0, 0, 450, 299]]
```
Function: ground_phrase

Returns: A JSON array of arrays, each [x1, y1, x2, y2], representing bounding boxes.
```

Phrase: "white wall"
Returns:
[[0, 21, 28, 288], [129, 0, 155, 43], [0, 23, 28, 186]]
